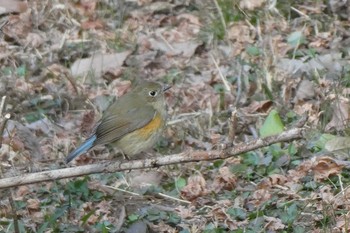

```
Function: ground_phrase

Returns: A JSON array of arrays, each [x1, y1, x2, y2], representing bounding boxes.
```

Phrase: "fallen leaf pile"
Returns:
[[1, 0, 350, 232]]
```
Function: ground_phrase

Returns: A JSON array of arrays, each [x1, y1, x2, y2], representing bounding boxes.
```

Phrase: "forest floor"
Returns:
[[1, 0, 350, 232]]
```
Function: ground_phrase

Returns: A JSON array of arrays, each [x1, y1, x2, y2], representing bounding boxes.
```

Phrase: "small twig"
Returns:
[[9, 193, 19, 233], [290, 6, 310, 19], [115, 206, 126, 232], [156, 192, 191, 204], [234, 64, 243, 106], [167, 112, 204, 125], [104, 185, 141, 196], [294, 112, 309, 128], [0, 113, 10, 148], [212, 0, 226, 34], [0, 127, 305, 189], [159, 33, 175, 52], [210, 54, 231, 92], [0, 96, 7, 116], [0, 95, 10, 148], [228, 107, 237, 143], [0, 20, 8, 35], [248, 124, 259, 139]]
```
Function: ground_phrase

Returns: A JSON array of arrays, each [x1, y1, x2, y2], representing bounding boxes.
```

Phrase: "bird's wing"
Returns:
[[93, 105, 156, 146]]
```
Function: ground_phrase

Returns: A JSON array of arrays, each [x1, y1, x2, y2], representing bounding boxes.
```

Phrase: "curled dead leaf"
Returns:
[[27, 198, 40, 211], [175, 206, 194, 219], [70, 51, 131, 78], [211, 167, 237, 192], [239, 0, 266, 10], [0, 0, 27, 14], [243, 100, 273, 114], [264, 216, 286, 231], [325, 98, 350, 131], [181, 175, 208, 201], [3, 120, 43, 162], [287, 160, 313, 182], [257, 174, 287, 189], [248, 189, 272, 207], [227, 22, 255, 43], [312, 156, 344, 181], [295, 80, 316, 101]]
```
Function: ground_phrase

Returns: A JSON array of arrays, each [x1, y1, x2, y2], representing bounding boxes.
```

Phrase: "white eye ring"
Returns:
[[149, 90, 158, 97]]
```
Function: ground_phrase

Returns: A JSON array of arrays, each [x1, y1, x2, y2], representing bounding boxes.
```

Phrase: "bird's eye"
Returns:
[[149, 90, 158, 97]]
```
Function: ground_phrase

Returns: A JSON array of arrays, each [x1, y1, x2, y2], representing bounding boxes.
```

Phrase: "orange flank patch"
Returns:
[[136, 113, 163, 139]]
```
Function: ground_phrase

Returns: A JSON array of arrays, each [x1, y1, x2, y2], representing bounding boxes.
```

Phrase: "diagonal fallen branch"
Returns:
[[0, 127, 305, 189]]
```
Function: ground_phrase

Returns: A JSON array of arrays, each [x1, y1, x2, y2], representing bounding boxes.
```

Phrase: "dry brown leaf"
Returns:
[[239, 0, 266, 10], [249, 189, 271, 207], [335, 215, 350, 231], [129, 171, 163, 190], [264, 216, 286, 231], [70, 51, 131, 78], [243, 100, 273, 113], [27, 198, 40, 211], [310, 186, 334, 208], [227, 22, 255, 43], [81, 19, 104, 30], [293, 101, 319, 125], [130, 1, 174, 17], [0, 0, 27, 14], [181, 175, 208, 201], [325, 98, 350, 131], [3, 11, 32, 44], [175, 13, 202, 37], [257, 174, 287, 189], [209, 200, 249, 230], [325, 136, 350, 159], [24, 32, 44, 48], [3, 120, 43, 162], [148, 38, 201, 57], [31, 211, 45, 223], [16, 186, 30, 197], [312, 156, 344, 181], [96, 200, 112, 215], [309, 32, 332, 48], [277, 53, 345, 76], [210, 133, 221, 144], [211, 167, 237, 192], [148, 221, 177, 233], [175, 206, 194, 219], [75, 0, 97, 16], [295, 80, 316, 101], [287, 160, 313, 182]]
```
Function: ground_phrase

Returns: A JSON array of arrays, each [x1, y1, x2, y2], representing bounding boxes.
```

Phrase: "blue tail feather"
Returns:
[[66, 135, 96, 163]]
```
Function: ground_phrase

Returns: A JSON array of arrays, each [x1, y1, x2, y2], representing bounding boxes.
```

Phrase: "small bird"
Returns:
[[66, 80, 170, 163]]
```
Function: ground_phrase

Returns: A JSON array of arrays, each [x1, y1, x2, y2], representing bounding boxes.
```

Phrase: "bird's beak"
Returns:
[[163, 85, 171, 92]]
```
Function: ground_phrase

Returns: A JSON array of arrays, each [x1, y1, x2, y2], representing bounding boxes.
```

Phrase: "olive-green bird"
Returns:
[[66, 81, 170, 163]]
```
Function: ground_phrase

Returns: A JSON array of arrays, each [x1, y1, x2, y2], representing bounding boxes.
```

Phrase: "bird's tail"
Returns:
[[66, 135, 96, 163]]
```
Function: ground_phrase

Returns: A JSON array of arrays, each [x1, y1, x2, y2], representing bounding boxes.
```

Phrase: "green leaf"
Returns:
[[288, 143, 297, 156], [310, 133, 336, 151], [128, 214, 139, 222], [176, 177, 186, 190], [259, 110, 284, 138], [16, 65, 27, 77], [227, 207, 247, 220], [281, 203, 298, 224], [81, 210, 96, 224], [37, 206, 69, 233], [243, 152, 261, 166], [287, 31, 306, 47], [246, 45, 261, 56]]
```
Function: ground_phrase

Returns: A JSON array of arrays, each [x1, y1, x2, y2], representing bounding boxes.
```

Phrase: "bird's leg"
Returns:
[[121, 151, 130, 160]]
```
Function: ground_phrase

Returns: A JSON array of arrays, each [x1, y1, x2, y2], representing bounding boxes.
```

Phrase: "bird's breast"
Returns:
[[136, 112, 164, 139]]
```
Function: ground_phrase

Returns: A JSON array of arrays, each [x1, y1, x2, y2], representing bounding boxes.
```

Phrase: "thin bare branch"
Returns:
[[0, 127, 305, 189]]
